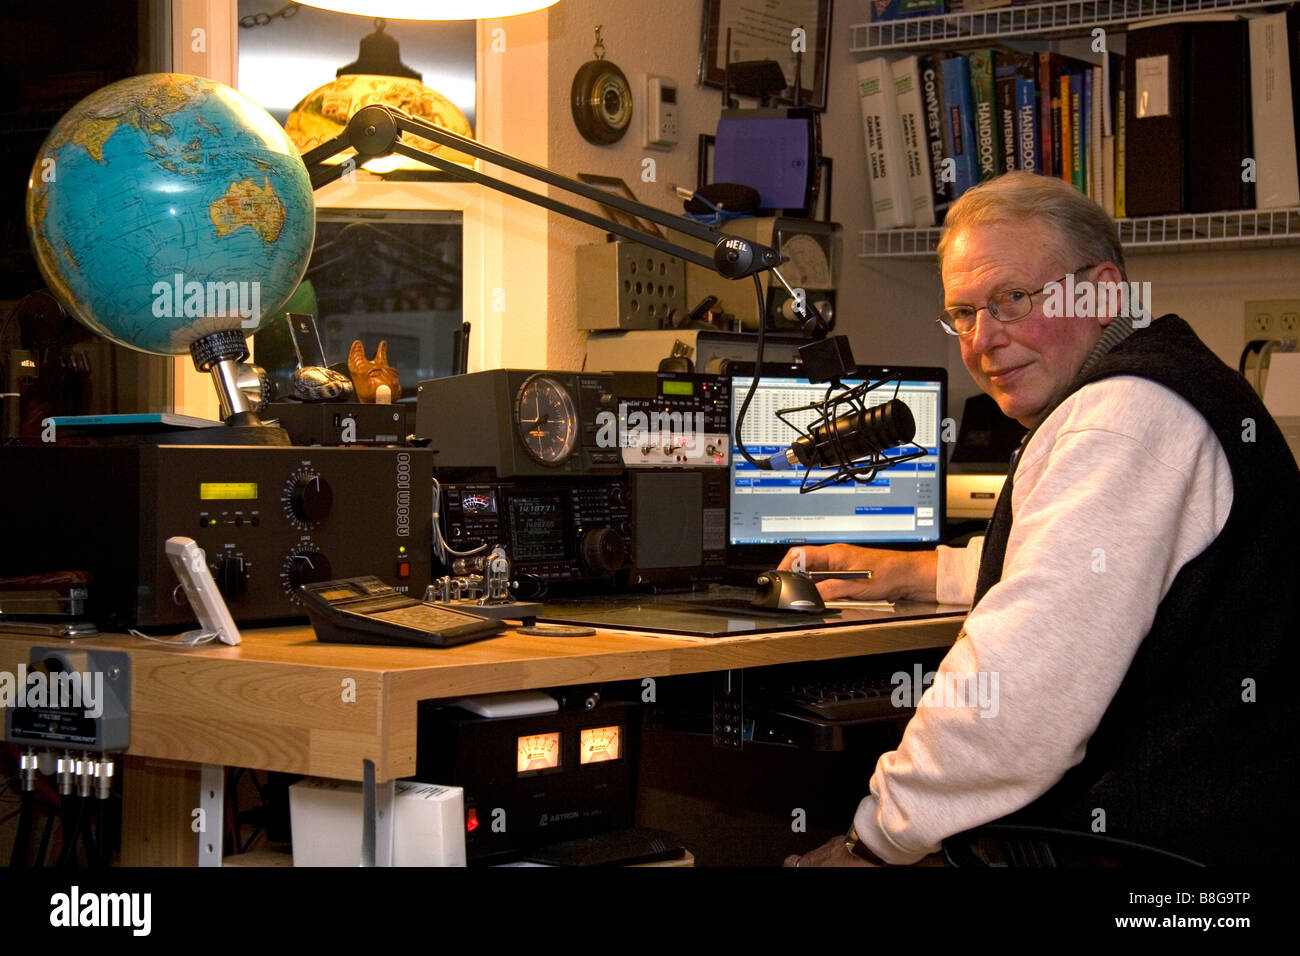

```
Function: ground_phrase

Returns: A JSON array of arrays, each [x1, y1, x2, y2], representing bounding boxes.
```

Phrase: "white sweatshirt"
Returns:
[[854, 375, 1234, 864]]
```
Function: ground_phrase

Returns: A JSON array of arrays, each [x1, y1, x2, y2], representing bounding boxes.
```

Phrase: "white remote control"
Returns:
[[164, 536, 242, 646]]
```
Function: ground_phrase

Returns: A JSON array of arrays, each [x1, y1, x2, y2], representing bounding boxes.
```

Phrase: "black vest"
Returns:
[[972, 315, 1299, 866]]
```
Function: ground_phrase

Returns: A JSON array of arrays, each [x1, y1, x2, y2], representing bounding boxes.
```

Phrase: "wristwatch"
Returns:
[[844, 825, 890, 865]]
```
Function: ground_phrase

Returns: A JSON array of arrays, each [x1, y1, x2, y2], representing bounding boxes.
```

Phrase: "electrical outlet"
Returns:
[[1245, 300, 1300, 341]]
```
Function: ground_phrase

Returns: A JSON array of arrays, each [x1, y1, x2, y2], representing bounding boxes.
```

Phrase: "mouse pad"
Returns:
[[678, 598, 841, 619], [537, 587, 962, 638]]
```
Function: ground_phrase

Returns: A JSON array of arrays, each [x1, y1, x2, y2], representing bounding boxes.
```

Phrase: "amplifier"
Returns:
[[416, 369, 621, 477], [608, 371, 730, 468], [0, 446, 432, 628]]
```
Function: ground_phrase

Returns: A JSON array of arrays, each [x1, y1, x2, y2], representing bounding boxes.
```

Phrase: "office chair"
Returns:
[[942, 824, 1205, 867]]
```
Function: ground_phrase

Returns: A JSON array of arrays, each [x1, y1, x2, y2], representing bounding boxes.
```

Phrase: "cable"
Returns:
[[35, 804, 56, 867], [58, 794, 82, 867], [127, 628, 219, 646], [1238, 338, 1267, 376], [6, 791, 34, 867], [731, 274, 772, 470], [1257, 339, 1282, 397]]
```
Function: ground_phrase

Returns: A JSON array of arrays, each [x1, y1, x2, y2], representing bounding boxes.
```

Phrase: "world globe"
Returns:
[[25, 73, 315, 356]]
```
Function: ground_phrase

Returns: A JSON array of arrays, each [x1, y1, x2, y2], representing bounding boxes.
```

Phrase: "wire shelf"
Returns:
[[849, 0, 1282, 52], [858, 208, 1300, 258]]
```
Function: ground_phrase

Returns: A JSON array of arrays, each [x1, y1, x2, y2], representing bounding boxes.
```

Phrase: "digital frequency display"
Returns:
[[507, 495, 568, 562], [200, 482, 258, 500]]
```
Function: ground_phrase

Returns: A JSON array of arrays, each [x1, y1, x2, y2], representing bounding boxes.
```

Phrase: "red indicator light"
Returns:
[[466, 807, 479, 832]]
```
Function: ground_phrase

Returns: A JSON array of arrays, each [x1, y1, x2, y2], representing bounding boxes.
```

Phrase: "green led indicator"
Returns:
[[399, 546, 406, 553]]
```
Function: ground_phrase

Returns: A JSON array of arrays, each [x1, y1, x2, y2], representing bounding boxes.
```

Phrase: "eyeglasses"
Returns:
[[936, 264, 1098, 336]]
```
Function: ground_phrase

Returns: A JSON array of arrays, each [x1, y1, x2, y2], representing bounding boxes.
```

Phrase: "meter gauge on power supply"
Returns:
[[514, 374, 578, 466], [579, 725, 621, 765], [517, 731, 562, 775]]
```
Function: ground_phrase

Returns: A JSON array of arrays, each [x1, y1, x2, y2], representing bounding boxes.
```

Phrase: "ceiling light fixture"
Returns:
[[298, 1, 560, 19]]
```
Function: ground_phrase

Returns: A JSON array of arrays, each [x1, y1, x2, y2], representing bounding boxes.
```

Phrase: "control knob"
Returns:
[[290, 473, 333, 523], [285, 549, 333, 591], [580, 528, 626, 575], [212, 553, 249, 599]]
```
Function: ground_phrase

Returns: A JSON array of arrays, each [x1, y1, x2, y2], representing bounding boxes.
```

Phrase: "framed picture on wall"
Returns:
[[698, 0, 833, 111]]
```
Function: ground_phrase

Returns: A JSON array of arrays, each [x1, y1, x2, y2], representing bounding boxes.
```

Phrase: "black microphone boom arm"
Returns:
[[302, 104, 801, 283]]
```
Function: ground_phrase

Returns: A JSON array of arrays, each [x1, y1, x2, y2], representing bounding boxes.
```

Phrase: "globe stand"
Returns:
[[190, 330, 290, 446]]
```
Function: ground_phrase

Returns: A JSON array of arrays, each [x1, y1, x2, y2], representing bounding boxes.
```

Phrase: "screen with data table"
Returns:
[[728, 369, 946, 547]]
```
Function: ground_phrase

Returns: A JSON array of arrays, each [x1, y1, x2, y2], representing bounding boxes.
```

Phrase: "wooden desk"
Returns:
[[0, 608, 963, 864]]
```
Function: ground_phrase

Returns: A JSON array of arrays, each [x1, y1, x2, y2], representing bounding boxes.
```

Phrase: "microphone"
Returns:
[[767, 398, 916, 471]]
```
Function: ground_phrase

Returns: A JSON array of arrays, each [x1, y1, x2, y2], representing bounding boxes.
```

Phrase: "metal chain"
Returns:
[[593, 24, 605, 60], [239, 2, 300, 28]]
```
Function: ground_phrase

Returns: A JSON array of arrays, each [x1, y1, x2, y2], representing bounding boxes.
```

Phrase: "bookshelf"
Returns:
[[860, 208, 1300, 258], [851, 0, 1300, 259], [850, 0, 1283, 53]]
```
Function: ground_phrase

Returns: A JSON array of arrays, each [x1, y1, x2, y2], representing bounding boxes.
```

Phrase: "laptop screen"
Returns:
[[727, 366, 946, 554]]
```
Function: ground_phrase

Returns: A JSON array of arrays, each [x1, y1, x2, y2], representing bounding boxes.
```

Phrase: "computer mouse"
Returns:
[[752, 569, 826, 613]]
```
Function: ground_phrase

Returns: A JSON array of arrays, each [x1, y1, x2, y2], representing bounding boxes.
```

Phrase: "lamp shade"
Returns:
[[286, 73, 474, 174], [299, 1, 559, 18]]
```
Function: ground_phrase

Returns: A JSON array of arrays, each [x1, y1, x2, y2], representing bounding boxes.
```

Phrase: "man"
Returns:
[[784, 172, 1298, 867]]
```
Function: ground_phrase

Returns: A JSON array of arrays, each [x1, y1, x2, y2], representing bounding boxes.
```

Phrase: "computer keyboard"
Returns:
[[749, 652, 946, 725], [756, 674, 905, 723]]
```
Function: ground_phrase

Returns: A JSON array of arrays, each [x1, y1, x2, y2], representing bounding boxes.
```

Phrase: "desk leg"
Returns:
[[120, 756, 201, 866], [197, 764, 225, 867], [361, 758, 396, 866]]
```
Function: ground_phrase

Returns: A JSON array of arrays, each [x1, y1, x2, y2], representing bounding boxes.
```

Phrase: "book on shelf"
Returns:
[[893, 55, 939, 227], [996, 53, 1019, 175], [870, 0, 947, 21], [1125, 23, 1185, 216], [1089, 65, 1104, 205], [969, 49, 1002, 182], [857, 57, 916, 228], [1037, 52, 1055, 179], [1249, 11, 1300, 210], [1069, 69, 1086, 196], [942, 54, 980, 199], [1014, 54, 1039, 173], [919, 53, 955, 223], [1186, 19, 1254, 213]]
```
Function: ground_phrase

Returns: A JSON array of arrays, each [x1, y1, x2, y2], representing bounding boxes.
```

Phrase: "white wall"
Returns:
[[543, 0, 950, 375]]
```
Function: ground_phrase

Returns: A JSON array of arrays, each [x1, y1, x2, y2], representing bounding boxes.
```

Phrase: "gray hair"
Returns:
[[937, 172, 1126, 280]]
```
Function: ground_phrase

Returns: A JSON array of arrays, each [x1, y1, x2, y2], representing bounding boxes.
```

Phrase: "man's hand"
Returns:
[[778, 544, 939, 602], [783, 835, 878, 867]]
